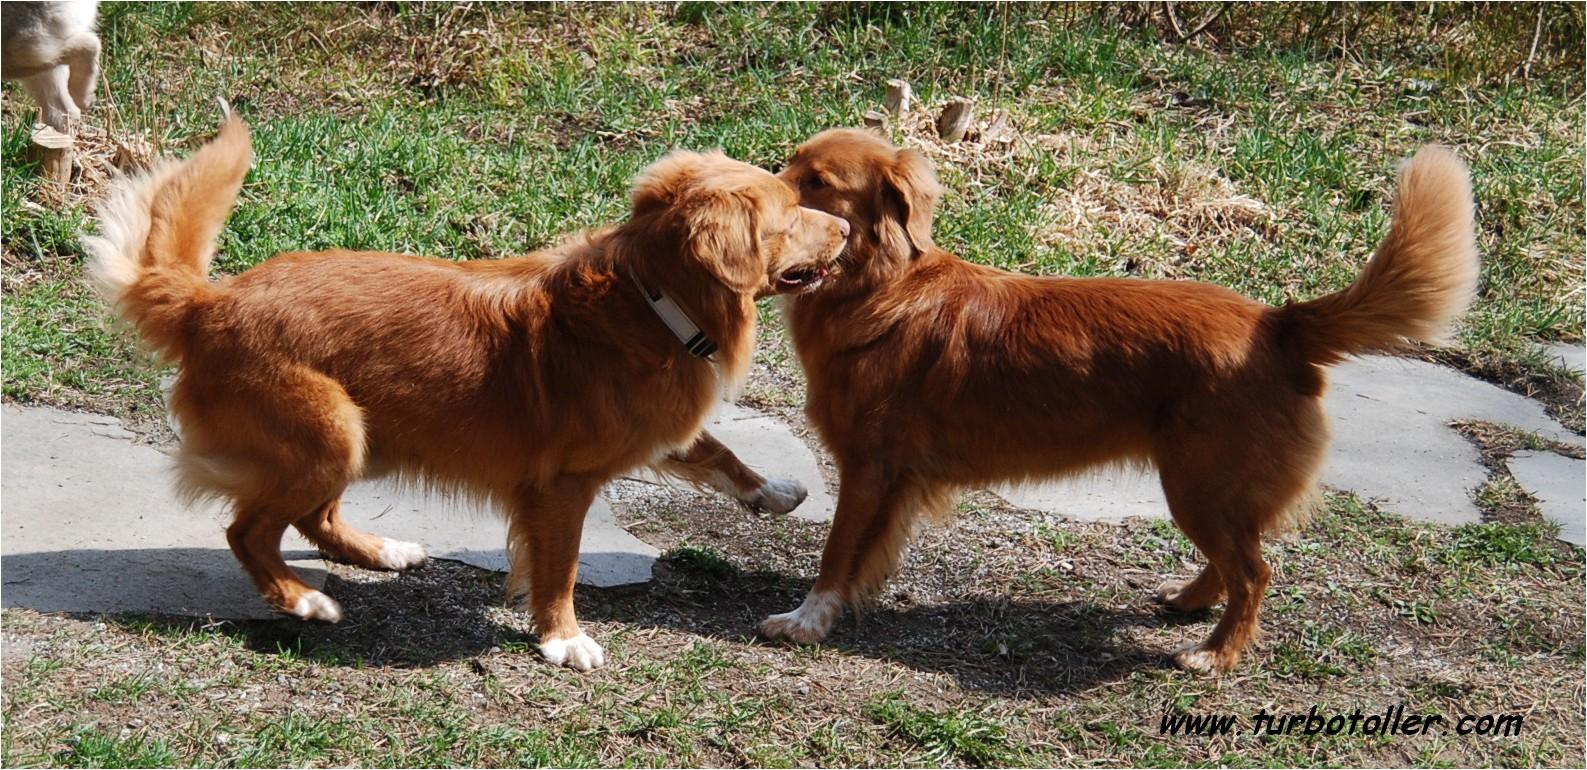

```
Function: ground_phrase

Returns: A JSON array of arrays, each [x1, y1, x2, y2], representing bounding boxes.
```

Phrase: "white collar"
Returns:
[[626, 265, 717, 359]]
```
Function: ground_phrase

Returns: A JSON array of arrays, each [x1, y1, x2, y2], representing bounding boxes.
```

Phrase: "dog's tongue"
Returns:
[[778, 267, 828, 289]]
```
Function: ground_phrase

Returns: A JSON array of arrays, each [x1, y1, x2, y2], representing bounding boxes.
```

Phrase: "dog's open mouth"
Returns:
[[776, 266, 829, 291]]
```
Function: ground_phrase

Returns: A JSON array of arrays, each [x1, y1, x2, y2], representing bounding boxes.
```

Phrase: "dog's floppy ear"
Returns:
[[878, 147, 940, 257], [685, 188, 763, 293], [630, 151, 762, 293]]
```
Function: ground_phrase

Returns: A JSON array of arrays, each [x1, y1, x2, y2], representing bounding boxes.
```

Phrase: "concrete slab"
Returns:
[[1, 404, 657, 621], [1506, 451, 1586, 547], [336, 484, 656, 587], [993, 471, 1166, 523], [1, 405, 325, 619], [1544, 342, 1584, 379], [988, 356, 1580, 528], [1324, 355, 1575, 525], [630, 401, 836, 523]]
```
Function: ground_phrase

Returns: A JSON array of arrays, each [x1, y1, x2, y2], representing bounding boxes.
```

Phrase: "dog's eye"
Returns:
[[803, 174, 828, 191]]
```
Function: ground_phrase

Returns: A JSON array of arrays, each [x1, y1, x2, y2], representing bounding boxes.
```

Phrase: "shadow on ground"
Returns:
[[47, 553, 1203, 697]]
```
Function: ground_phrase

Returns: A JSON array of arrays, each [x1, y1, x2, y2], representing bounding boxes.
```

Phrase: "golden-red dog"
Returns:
[[744, 129, 1477, 673], [86, 116, 848, 670]]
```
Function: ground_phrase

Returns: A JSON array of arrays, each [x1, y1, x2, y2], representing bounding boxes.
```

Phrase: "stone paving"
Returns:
[[3, 350, 1582, 618]]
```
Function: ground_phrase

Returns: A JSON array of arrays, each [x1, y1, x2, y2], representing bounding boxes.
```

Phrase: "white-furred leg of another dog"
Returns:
[[748, 477, 807, 514], [539, 631, 606, 672], [760, 590, 840, 644], [291, 590, 343, 623], [375, 538, 427, 571]]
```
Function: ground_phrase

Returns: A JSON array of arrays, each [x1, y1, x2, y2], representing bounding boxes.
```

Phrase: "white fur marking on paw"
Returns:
[[752, 477, 808, 514], [1171, 643, 1219, 675], [538, 632, 606, 672], [292, 591, 343, 623], [760, 590, 839, 643], [376, 538, 428, 570]]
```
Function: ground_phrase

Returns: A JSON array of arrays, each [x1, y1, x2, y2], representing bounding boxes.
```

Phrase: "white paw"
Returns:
[[1170, 643, 1222, 675], [538, 632, 606, 672], [375, 538, 428, 571], [760, 590, 839, 644], [750, 477, 807, 514], [291, 591, 343, 623]]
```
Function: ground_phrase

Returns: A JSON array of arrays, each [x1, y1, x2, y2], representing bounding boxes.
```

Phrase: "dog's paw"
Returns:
[[538, 632, 606, 672], [750, 478, 807, 514], [1170, 643, 1235, 675], [376, 538, 428, 571], [1155, 578, 1219, 613], [1154, 579, 1186, 604], [760, 591, 839, 644], [290, 590, 343, 623]]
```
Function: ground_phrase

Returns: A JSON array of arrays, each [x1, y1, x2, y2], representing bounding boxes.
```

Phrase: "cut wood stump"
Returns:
[[27, 123, 75, 186], [862, 110, 887, 130], [936, 97, 973, 142], [883, 78, 912, 114]]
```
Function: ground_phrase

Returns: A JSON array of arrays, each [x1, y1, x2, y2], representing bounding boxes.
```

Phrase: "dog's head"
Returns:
[[777, 128, 940, 284], [627, 150, 850, 298]]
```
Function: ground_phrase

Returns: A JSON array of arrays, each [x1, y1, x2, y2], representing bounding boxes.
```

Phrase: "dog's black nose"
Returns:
[[836, 218, 851, 238]]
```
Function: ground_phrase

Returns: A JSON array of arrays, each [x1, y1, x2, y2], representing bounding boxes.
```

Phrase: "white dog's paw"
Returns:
[[760, 591, 839, 644], [1170, 642, 1232, 675], [375, 538, 428, 571], [539, 632, 606, 672], [750, 477, 808, 514], [290, 590, 343, 623]]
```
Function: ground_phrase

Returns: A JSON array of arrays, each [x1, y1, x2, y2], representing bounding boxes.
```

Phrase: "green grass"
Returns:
[[865, 691, 1023, 766], [2, 2, 1582, 423], [1, 3, 1583, 768]]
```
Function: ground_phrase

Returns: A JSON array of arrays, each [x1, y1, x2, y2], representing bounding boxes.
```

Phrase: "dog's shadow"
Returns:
[[7, 548, 1206, 696], [590, 557, 1208, 696]]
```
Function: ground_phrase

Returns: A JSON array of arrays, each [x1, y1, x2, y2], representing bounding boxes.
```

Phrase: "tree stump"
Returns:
[[883, 78, 912, 114], [862, 110, 887, 130], [936, 97, 974, 142], [27, 123, 74, 186]]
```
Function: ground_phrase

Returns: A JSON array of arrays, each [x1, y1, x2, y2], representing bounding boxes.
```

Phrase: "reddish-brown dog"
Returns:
[[746, 128, 1477, 673], [86, 116, 848, 671]]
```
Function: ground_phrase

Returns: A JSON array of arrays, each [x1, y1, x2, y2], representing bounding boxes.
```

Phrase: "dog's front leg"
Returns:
[[655, 429, 807, 513], [506, 475, 606, 671], [761, 465, 928, 644]]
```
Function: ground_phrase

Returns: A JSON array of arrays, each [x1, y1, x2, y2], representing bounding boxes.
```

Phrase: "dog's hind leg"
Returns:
[[228, 495, 345, 622], [61, 31, 100, 111], [655, 430, 807, 514], [174, 366, 368, 622], [1156, 564, 1224, 612], [293, 497, 427, 572], [1153, 402, 1324, 673], [19, 64, 78, 131]]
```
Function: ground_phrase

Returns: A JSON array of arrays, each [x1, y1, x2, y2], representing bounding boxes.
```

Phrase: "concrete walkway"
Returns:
[[996, 352, 1585, 545], [1, 405, 661, 619], [3, 350, 1583, 619]]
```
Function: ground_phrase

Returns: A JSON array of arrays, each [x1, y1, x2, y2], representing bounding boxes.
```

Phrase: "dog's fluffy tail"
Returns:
[[1276, 145, 1479, 365], [84, 115, 252, 361]]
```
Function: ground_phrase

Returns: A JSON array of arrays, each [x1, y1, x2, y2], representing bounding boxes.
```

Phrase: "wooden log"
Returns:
[[862, 110, 887, 130], [28, 123, 74, 185], [936, 97, 973, 142], [883, 78, 912, 114]]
